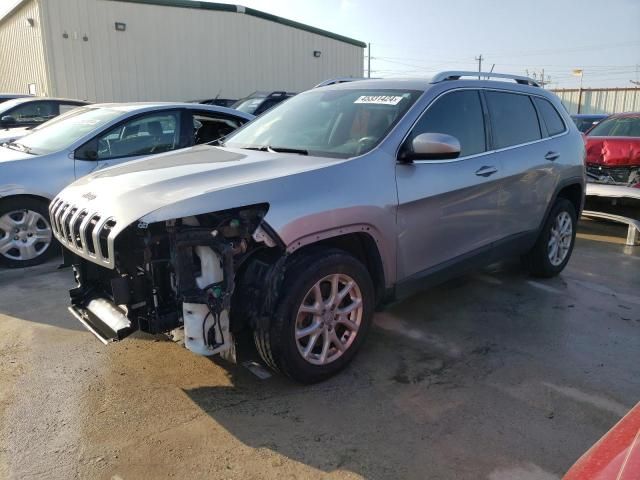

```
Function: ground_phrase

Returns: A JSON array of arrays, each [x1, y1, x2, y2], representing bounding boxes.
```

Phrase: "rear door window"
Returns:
[[485, 91, 541, 149], [192, 112, 246, 144], [406, 89, 486, 158], [533, 97, 566, 136]]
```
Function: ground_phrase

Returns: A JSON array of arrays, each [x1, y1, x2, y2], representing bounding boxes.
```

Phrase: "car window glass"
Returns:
[[533, 97, 565, 136], [59, 103, 81, 115], [17, 107, 121, 155], [224, 89, 421, 159], [7, 101, 58, 124], [588, 117, 640, 137], [193, 112, 244, 144], [485, 91, 541, 149], [254, 98, 283, 116], [406, 90, 486, 157], [90, 112, 180, 160]]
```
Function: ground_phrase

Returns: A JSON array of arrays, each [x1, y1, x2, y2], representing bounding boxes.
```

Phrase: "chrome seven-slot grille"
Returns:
[[49, 197, 118, 268]]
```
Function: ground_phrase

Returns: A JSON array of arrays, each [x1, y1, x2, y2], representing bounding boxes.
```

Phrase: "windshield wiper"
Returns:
[[5, 141, 32, 153], [240, 145, 308, 155]]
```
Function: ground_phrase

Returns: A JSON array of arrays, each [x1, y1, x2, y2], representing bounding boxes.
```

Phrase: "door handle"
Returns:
[[475, 165, 498, 177], [544, 151, 560, 161]]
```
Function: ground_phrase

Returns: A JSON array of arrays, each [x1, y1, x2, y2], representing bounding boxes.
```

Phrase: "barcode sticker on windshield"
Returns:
[[354, 95, 404, 105]]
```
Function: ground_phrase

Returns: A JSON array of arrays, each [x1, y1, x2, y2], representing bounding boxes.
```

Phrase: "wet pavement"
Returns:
[[0, 221, 638, 480]]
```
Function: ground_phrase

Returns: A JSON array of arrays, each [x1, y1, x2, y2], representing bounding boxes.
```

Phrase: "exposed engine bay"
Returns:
[[66, 205, 283, 360], [586, 165, 640, 188]]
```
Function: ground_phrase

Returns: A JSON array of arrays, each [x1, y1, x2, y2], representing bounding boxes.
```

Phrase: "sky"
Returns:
[[1, 0, 638, 88], [212, 0, 640, 89]]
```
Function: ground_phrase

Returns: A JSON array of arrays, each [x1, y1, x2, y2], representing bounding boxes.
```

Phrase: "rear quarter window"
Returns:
[[533, 97, 566, 136], [485, 91, 541, 149]]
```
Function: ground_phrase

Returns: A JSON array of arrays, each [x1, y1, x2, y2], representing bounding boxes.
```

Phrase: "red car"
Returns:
[[585, 113, 640, 188], [563, 402, 640, 480]]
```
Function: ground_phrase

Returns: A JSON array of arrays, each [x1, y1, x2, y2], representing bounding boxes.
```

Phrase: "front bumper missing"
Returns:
[[68, 297, 133, 344]]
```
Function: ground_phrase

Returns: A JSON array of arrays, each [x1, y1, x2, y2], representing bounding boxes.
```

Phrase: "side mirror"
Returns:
[[0, 115, 16, 127], [399, 133, 461, 162]]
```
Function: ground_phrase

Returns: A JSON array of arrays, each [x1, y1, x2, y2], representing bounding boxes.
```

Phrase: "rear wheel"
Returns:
[[254, 248, 375, 383], [0, 197, 57, 268], [523, 198, 577, 278]]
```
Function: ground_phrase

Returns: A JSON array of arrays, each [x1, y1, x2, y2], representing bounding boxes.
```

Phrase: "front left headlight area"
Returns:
[[67, 204, 279, 352]]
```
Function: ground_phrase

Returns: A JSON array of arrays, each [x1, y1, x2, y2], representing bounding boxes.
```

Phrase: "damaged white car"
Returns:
[[51, 73, 585, 382]]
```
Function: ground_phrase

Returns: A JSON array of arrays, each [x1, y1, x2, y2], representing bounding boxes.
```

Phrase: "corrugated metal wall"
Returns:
[[36, 0, 363, 102], [552, 88, 640, 115], [0, 0, 49, 95]]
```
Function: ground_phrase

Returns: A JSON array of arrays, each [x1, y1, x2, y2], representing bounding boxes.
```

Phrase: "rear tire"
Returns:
[[523, 198, 577, 278], [254, 248, 375, 384], [0, 197, 58, 268]]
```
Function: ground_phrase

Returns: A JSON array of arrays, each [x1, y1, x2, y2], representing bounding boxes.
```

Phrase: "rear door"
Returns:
[[485, 91, 564, 238], [395, 89, 504, 279]]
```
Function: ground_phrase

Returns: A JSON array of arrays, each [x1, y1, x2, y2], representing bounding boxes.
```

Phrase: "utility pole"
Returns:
[[527, 69, 551, 88], [367, 43, 371, 78], [475, 54, 484, 79]]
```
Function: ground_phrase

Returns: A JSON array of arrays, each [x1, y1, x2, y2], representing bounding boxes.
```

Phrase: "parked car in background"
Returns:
[[0, 102, 253, 268], [50, 72, 584, 383], [584, 113, 640, 187], [0, 93, 33, 104], [231, 91, 296, 116], [0, 97, 89, 143], [563, 402, 640, 480], [571, 113, 608, 133], [189, 98, 237, 108]]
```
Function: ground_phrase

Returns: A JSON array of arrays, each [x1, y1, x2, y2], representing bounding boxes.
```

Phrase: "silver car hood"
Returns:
[[0, 127, 32, 144], [54, 144, 343, 237], [0, 144, 36, 163]]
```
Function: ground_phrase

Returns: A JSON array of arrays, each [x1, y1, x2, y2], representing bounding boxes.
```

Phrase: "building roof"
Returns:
[[1, 0, 366, 47], [109, 0, 366, 48]]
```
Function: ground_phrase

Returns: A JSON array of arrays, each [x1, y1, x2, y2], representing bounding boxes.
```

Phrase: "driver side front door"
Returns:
[[395, 89, 504, 282]]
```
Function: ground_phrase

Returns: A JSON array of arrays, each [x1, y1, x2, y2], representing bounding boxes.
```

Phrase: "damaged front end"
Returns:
[[55, 203, 283, 359]]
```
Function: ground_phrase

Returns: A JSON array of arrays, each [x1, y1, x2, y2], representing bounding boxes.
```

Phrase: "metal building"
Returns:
[[0, 0, 365, 102], [552, 88, 640, 115]]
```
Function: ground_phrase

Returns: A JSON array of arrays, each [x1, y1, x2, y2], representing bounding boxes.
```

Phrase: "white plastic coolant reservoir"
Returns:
[[181, 217, 231, 356]]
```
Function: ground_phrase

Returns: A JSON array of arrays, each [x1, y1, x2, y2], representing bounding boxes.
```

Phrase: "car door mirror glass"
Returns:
[[401, 133, 461, 162]]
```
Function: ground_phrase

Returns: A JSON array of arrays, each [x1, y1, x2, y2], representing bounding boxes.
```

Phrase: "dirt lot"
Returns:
[[0, 221, 638, 480]]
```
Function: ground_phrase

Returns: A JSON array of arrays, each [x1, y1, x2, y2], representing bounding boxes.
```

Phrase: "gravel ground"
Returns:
[[0, 222, 638, 480]]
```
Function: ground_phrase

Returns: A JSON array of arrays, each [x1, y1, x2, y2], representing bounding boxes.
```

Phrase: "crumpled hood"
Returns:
[[585, 136, 640, 167], [54, 144, 343, 236]]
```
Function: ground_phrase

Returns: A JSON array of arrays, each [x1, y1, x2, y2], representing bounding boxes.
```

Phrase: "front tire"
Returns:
[[254, 248, 375, 384], [0, 197, 57, 268], [523, 198, 577, 278]]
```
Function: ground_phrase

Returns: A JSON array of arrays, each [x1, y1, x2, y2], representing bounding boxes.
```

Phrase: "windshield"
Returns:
[[6, 107, 123, 155], [232, 96, 266, 114], [587, 116, 640, 137], [224, 89, 421, 158]]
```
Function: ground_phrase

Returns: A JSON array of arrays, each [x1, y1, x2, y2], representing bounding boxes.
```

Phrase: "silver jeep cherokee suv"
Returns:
[[51, 72, 585, 383]]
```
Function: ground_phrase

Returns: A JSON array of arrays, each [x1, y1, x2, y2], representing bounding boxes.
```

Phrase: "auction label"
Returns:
[[354, 95, 404, 105]]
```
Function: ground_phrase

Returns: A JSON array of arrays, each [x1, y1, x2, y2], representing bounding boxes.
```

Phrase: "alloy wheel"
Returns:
[[547, 211, 573, 266], [0, 209, 52, 262], [295, 273, 363, 366]]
